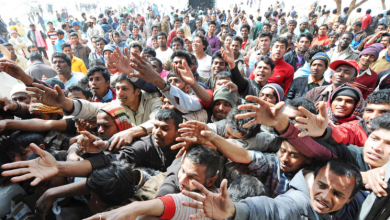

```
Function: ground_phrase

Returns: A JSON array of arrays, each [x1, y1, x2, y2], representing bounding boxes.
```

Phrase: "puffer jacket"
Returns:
[[283, 50, 306, 72], [284, 77, 330, 105]]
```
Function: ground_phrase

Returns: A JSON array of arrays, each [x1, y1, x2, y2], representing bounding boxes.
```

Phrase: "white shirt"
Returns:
[[197, 55, 212, 78], [155, 47, 173, 64]]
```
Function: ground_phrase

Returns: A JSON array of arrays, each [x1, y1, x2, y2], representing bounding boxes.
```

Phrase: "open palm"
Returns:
[[295, 101, 329, 137], [110, 46, 134, 75], [26, 83, 66, 108], [173, 59, 195, 86]]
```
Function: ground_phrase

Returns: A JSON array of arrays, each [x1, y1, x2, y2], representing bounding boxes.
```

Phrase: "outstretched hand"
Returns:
[[220, 46, 235, 68], [1, 143, 59, 186], [26, 83, 67, 108], [182, 179, 236, 219], [0, 59, 34, 85], [294, 101, 328, 137], [77, 131, 108, 153], [172, 59, 195, 86], [110, 46, 134, 75], [128, 52, 166, 88]]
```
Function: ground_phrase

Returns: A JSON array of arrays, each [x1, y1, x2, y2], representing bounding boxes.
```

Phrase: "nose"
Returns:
[[98, 125, 104, 134], [218, 104, 224, 111], [369, 111, 380, 120], [280, 153, 289, 162], [372, 139, 384, 153]]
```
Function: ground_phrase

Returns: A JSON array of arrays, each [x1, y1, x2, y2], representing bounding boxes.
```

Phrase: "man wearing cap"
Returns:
[[2, 43, 28, 71], [349, 43, 382, 99], [294, 17, 309, 36], [306, 59, 358, 105], [210, 86, 237, 122], [25, 52, 57, 80], [311, 24, 330, 47], [27, 24, 48, 58], [72, 21, 83, 41], [369, 41, 390, 73], [70, 32, 91, 69], [101, 18, 112, 34], [308, 14, 318, 37], [86, 19, 104, 42], [285, 52, 330, 105]]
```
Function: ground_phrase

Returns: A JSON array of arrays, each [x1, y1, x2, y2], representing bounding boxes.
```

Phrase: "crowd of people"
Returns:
[[0, 1, 390, 220]]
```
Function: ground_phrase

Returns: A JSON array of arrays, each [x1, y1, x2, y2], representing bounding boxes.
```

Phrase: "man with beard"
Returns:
[[88, 37, 106, 64], [284, 33, 313, 72]]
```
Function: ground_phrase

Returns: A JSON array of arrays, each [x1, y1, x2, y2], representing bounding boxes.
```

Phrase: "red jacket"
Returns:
[[330, 119, 367, 147], [361, 14, 372, 30]]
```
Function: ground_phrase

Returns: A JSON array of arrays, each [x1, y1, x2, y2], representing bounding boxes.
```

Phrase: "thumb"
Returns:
[[182, 59, 190, 71], [275, 101, 285, 113], [200, 130, 214, 139], [318, 101, 327, 118], [220, 179, 229, 198], [29, 143, 46, 156], [54, 84, 63, 96]]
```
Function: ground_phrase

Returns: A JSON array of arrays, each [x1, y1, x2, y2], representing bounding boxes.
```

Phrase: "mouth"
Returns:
[[315, 199, 329, 210], [367, 152, 381, 161], [335, 107, 348, 114], [280, 161, 290, 169]]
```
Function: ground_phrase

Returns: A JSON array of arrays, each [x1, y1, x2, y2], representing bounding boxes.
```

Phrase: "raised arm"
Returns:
[[0, 119, 68, 132], [221, 46, 249, 94]]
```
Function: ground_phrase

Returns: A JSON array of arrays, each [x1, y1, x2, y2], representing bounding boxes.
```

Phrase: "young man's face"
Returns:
[[168, 75, 189, 93], [73, 25, 80, 31], [297, 37, 311, 52], [359, 54, 376, 67], [184, 40, 193, 51], [174, 21, 181, 29], [11, 92, 31, 105], [192, 36, 205, 52], [178, 157, 216, 192], [318, 26, 327, 36], [53, 57, 71, 75], [97, 111, 119, 140], [130, 46, 141, 55], [331, 95, 356, 118], [30, 25, 36, 31], [310, 166, 356, 214], [212, 100, 232, 121], [337, 25, 346, 34], [310, 60, 326, 79], [263, 25, 271, 32], [225, 36, 233, 48], [172, 40, 183, 50], [278, 141, 310, 173], [363, 128, 390, 168], [230, 40, 241, 55], [208, 24, 216, 34], [331, 64, 356, 88], [89, 72, 110, 98], [254, 61, 273, 85], [363, 103, 390, 131], [71, 36, 79, 45], [115, 80, 141, 106], [113, 34, 121, 43], [271, 41, 286, 60], [132, 27, 139, 35], [258, 36, 271, 50], [329, 35, 339, 45], [259, 88, 277, 104], [103, 51, 113, 63], [287, 23, 296, 33], [158, 35, 167, 47], [9, 146, 35, 162], [224, 122, 245, 139], [379, 36, 390, 48], [68, 91, 88, 100], [240, 27, 249, 39], [152, 118, 179, 149], [161, 97, 176, 110], [211, 57, 227, 75]]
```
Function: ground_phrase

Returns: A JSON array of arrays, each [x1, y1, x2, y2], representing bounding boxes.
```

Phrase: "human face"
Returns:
[[5, 45, 15, 56], [271, 24, 277, 33], [258, 36, 271, 50], [329, 35, 339, 45], [311, 60, 326, 79], [377, 25, 386, 32], [331, 64, 357, 88], [288, 23, 296, 33], [115, 80, 140, 106], [158, 35, 167, 48], [96, 40, 105, 53], [89, 72, 109, 99], [327, 22, 333, 30], [211, 57, 227, 76], [9, 146, 35, 162], [52, 57, 71, 75], [225, 123, 245, 139], [380, 36, 390, 48], [150, 60, 162, 73], [297, 37, 310, 52], [333, 22, 339, 31], [178, 158, 209, 192], [185, 40, 193, 52], [278, 141, 310, 173], [363, 103, 390, 131], [73, 25, 80, 31], [310, 166, 356, 214], [184, 17, 189, 24], [103, 51, 113, 63], [161, 97, 176, 110], [208, 24, 216, 34], [11, 92, 31, 105], [230, 40, 241, 55], [152, 27, 159, 35], [263, 25, 271, 32], [30, 25, 36, 31], [240, 27, 249, 39], [351, 24, 359, 32], [152, 118, 179, 149], [280, 19, 285, 25], [254, 61, 273, 85], [71, 36, 79, 45], [363, 129, 390, 168], [331, 95, 356, 118], [30, 47, 39, 53], [130, 46, 141, 55], [168, 76, 189, 93], [259, 87, 277, 104], [172, 40, 183, 51], [196, 20, 201, 27], [211, 14, 216, 21], [225, 36, 233, 48], [318, 26, 327, 36], [143, 52, 154, 60], [152, 38, 159, 49], [62, 46, 73, 59], [212, 100, 232, 121], [271, 41, 286, 60], [67, 91, 87, 100], [337, 24, 346, 34], [174, 21, 181, 29], [113, 34, 121, 44], [132, 27, 139, 36], [11, 32, 18, 38], [192, 36, 205, 52], [359, 54, 376, 68], [97, 111, 119, 140]]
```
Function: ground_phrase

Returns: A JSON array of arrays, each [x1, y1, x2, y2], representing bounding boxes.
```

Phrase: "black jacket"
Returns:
[[339, 12, 349, 25], [283, 50, 306, 72], [284, 77, 330, 104]]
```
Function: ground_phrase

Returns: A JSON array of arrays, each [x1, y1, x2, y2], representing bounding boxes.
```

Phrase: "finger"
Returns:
[[176, 147, 185, 158], [318, 101, 327, 118], [189, 212, 207, 219], [220, 179, 229, 198], [176, 136, 197, 142], [295, 116, 309, 124], [181, 59, 190, 72], [178, 128, 196, 133], [182, 121, 202, 127], [1, 161, 30, 170], [113, 139, 124, 152], [181, 200, 204, 210], [11, 174, 37, 183], [190, 179, 210, 195], [235, 112, 257, 120], [80, 131, 95, 139], [131, 51, 145, 64], [83, 213, 101, 220], [124, 47, 130, 60], [181, 151, 187, 163], [274, 102, 285, 113], [242, 119, 258, 128], [171, 142, 187, 150], [181, 189, 206, 202], [29, 143, 48, 156], [26, 87, 45, 95], [298, 106, 314, 119], [245, 95, 269, 106], [297, 131, 310, 138], [1, 167, 30, 176], [237, 104, 259, 112], [109, 137, 119, 151], [367, 173, 384, 197]]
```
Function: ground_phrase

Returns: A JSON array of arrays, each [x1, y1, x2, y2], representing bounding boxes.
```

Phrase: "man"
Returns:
[[239, 23, 257, 56], [306, 60, 358, 105], [87, 66, 116, 103], [337, 24, 347, 35], [54, 30, 66, 52], [339, 7, 350, 25], [308, 14, 319, 37], [249, 37, 294, 97], [211, 13, 222, 35], [369, 40, 390, 73], [72, 21, 83, 41], [161, 15, 171, 36], [182, 16, 192, 38], [359, 23, 389, 51], [311, 24, 329, 47], [0, 15, 8, 43], [349, 44, 382, 99], [280, 20, 298, 44], [27, 24, 48, 58], [3, 43, 28, 70], [229, 36, 246, 77], [284, 33, 313, 72], [107, 11, 113, 25], [285, 53, 331, 104], [193, 34, 212, 79], [70, 32, 91, 69], [51, 52, 81, 89], [294, 17, 309, 36], [46, 21, 57, 52], [184, 36, 193, 53], [110, 31, 126, 55], [36, 13, 46, 32], [153, 15, 162, 31], [26, 45, 51, 66], [167, 18, 181, 47], [325, 32, 339, 52], [146, 25, 159, 48], [155, 32, 173, 65], [88, 37, 106, 64], [361, 9, 372, 31], [247, 32, 272, 76], [366, 13, 381, 36], [138, 17, 149, 46], [25, 52, 57, 80], [206, 21, 220, 55], [81, 12, 88, 34], [86, 19, 103, 42], [61, 43, 87, 75], [350, 21, 367, 50]]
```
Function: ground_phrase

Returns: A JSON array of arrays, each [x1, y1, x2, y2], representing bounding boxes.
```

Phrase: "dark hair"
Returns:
[[343, 7, 349, 13], [155, 109, 183, 130], [366, 9, 371, 14], [240, 23, 251, 32], [61, 23, 67, 29], [157, 31, 167, 40], [173, 18, 181, 23], [227, 107, 260, 138], [194, 33, 209, 51], [149, 57, 162, 69], [171, 37, 184, 46], [333, 9, 338, 14], [287, 97, 316, 114], [89, 59, 106, 67], [170, 50, 192, 65], [57, 30, 64, 35], [320, 24, 329, 30], [2, 43, 13, 47], [215, 71, 232, 80], [60, 42, 71, 51], [298, 33, 314, 44], [271, 37, 288, 49], [27, 45, 37, 53], [87, 66, 111, 82], [185, 145, 220, 180], [228, 175, 265, 202], [128, 41, 143, 52], [142, 47, 156, 57], [195, 28, 206, 35], [328, 31, 339, 38], [78, 76, 89, 88], [257, 16, 262, 21], [211, 51, 227, 66], [225, 33, 235, 38], [86, 160, 137, 205], [81, 12, 86, 17], [151, 25, 159, 31], [370, 114, 390, 132], [303, 45, 327, 61], [66, 84, 93, 99], [209, 20, 216, 26], [314, 159, 362, 199], [231, 36, 243, 45], [6, 131, 45, 153], [51, 52, 71, 67], [356, 8, 362, 13], [365, 89, 390, 106], [288, 20, 297, 26], [258, 31, 273, 40], [254, 55, 276, 71], [341, 32, 354, 40], [115, 73, 139, 91]]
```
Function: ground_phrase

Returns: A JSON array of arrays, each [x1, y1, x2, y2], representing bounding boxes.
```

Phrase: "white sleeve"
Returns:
[[162, 85, 202, 113]]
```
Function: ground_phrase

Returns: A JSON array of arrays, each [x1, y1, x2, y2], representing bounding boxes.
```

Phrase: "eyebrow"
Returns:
[[97, 121, 109, 125], [181, 166, 199, 177]]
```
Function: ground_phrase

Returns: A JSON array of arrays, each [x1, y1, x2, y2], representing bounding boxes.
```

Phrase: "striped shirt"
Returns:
[[158, 189, 221, 220], [47, 30, 58, 44]]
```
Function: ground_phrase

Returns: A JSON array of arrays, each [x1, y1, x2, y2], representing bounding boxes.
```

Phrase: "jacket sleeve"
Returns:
[[284, 79, 297, 104], [230, 64, 249, 94], [330, 123, 368, 147], [162, 85, 202, 113], [63, 99, 104, 119]]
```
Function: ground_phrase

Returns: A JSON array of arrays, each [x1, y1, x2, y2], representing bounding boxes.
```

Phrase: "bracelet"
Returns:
[[8, 102, 21, 113]]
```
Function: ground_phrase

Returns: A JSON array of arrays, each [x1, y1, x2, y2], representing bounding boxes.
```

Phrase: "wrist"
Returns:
[[155, 77, 167, 90], [275, 116, 290, 135]]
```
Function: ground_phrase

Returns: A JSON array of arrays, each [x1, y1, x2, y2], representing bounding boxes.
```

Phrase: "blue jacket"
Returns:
[[231, 169, 367, 220], [54, 39, 66, 52], [101, 23, 112, 34]]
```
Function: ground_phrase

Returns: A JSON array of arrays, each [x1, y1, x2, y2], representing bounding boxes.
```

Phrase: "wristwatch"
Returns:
[[160, 81, 171, 93]]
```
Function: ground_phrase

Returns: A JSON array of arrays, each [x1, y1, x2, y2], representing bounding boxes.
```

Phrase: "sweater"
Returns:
[[349, 68, 378, 99]]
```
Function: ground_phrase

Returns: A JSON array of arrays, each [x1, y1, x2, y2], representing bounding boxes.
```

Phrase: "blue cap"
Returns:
[[72, 21, 80, 27], [310, 52, 330, 69]]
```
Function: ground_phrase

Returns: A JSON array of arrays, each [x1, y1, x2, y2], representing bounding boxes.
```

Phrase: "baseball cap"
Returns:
[[85, 19, 94, 23], [184, 36, 193, 42], [329, 60, 360, 74]]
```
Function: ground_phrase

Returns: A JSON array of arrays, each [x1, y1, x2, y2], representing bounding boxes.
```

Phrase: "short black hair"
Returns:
[[258, 31, 273, 40], [27, 45, 37, 53], [61, 23, 67, 29], [314, 159, 362, 199], [320, 24, 329, 30], [287, 97, 316, 114], [328, 31, 339, 38], [288, 20, 297, 26], [60, 42, 71, 51], [151, 25, 159, 31], [86, 160, 137, 206], [370, 114, 390, 132], [240, 23, 251, 32], [51, 52, 71, 67], [78, 76, 89, 88], [231, 36, 243, 45], [170, 50, 192, 66], [303, 45, 327, 61], [254, 55, 276, 71], [365, 89, 390, 106], [228, 175, 265, 203], [2, 43, 13, 47], [195, 28, 206, 35], [142, 47, 156, 57], [115, 73, 139, 91], [6, 131, 45, 153], [341, 32, 354, 40], [271, 37, 288, 49], [173, 18, 181, 23], [298, 33, 314, 44], [171, 37, 184, 46], [155, 109, 183, 130], [211, 51, 227, 66], [353, 21, 362, 28], [366, 9, 371, 14], [157, 31, 167, 40], [66, 84, 93, 99], [194, 33, 209, 51], [209, 20, 216, 26], [57, 30, 64, 35], [263, 23, 271, 29], [356, 8, 362, 13], [87, 66, 111, 82], [184, 145, 220, 180], [215, 71, 232, 80], [128, 41, 143, 52], [227, 107, 260, 139], [89, 59, 106, 68]]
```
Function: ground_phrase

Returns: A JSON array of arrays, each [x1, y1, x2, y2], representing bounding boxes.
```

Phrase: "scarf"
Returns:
[[295, 48, 305, 56], [99, 103, 132, 131], [30, 103, 64, 116]]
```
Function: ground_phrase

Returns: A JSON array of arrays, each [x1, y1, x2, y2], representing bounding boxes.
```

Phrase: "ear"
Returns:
[[87, 97, 92, 101], [38, 144, 46, 150], [106, 80, 110, 88], [184, 84, 191, 93], [305, 156, 312, 165], [206, 172, 219, 188], [135, 88, 141, 96]]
